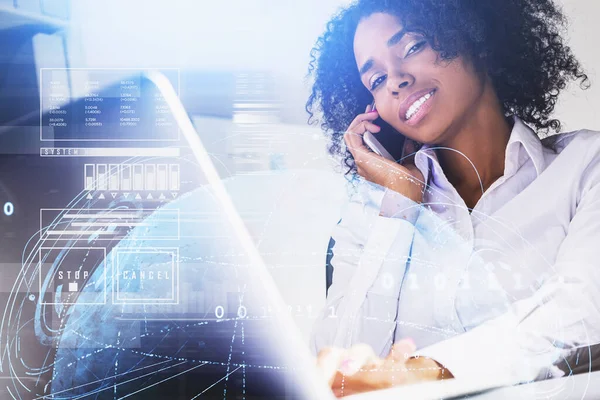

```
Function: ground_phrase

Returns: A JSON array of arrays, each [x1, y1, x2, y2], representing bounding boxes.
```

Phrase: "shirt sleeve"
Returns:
[[310, 179, 424, 358], [414, 157, 600, 384], [379, 187, 422, 224]]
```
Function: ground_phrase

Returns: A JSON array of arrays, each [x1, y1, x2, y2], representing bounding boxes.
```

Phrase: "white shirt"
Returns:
[[310, 116, 600, 385]]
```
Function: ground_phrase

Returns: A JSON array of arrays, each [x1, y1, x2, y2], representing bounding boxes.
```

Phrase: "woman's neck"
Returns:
[[435, 82, 512, 208]]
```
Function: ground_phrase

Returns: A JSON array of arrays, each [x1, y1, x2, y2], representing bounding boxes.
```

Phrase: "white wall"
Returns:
[[70, 0, 600, 131], [553, 0, 600, 132], [70, 0, 349, 78]]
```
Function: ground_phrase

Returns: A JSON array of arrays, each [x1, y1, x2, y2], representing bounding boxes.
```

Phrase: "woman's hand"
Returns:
[[316, 340, 451, 398], [343, 104, 425, 203]]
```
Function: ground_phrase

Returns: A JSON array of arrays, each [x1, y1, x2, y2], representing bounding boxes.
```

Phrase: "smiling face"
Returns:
[[353, 12, 488, 145]]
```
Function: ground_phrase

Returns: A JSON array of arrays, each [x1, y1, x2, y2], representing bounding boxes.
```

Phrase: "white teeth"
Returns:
[[405, 91, 434, 120]]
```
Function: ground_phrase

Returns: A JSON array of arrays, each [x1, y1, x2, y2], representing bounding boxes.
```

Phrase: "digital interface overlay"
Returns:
[[0, 68, 318, 399]]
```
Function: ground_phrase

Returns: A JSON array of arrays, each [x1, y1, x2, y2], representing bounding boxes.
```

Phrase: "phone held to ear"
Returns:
[[363, 101, 404, 162]]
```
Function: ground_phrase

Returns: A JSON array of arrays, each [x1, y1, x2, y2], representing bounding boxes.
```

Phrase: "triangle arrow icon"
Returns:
[[111, 192, 117, 198], [135, 193, 142, 200], [86, 193, 93, 200], [147, 193, 154, 200], [171, 192, 178, 198], [123, 193, 130, 199], [159, 193, 166, 200], [98, 193, 105, 200]]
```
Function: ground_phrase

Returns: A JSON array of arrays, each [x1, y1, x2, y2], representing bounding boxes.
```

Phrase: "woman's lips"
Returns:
[[398, 88, 437, 127]]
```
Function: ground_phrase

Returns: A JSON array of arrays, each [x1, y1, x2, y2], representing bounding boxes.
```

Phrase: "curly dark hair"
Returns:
[[305, 0, 590, 178]]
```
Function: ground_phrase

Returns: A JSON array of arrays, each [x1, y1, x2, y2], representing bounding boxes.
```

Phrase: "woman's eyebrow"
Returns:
[[386, 28, 407, 47], [359, 59, 374, 77], [359, 28, 408, 77]]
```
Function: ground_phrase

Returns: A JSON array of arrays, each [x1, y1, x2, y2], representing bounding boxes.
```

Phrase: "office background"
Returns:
[[0, 0, 598, 344]]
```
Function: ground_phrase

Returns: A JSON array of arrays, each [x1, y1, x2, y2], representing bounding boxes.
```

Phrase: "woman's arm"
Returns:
[[317, 152, 600, 393], [312, 121, 425, 357], [414, 156, 600, 384], [310, 180, 423, 357]]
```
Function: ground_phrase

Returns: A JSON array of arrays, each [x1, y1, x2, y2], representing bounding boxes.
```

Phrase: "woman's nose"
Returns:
[[387, 73, 414, 96]]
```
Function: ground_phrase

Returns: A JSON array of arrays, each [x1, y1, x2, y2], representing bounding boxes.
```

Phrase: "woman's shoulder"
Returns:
[[543, 128, 600, 189], [542, 128, 600, 155]]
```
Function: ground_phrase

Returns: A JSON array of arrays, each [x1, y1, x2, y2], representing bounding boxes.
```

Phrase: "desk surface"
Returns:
[[346, 370, 600, 400], [471, 371, 600, 399]]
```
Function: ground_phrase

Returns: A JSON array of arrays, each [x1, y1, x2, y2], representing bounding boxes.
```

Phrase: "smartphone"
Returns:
[[362, 101, 407, 162]]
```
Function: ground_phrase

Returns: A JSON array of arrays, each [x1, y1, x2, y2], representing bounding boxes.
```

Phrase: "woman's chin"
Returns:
[[406, 119, 451, 146], [400, 128, 442, 147]]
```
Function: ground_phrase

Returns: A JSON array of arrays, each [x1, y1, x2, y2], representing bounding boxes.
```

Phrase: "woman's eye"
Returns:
[[370, 75, 386, 91], [406, 40, 426, 57]]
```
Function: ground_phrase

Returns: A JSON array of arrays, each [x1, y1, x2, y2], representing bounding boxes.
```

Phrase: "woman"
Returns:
[[305, 0, 600, 396]]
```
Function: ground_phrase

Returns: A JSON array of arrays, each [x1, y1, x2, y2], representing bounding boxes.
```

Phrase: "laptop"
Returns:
[[142, 70, 335, 399]]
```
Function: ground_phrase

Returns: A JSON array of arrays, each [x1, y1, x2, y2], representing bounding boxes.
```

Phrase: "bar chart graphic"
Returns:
[[108, 164, 119, 191], [97, 164, 107, 190], [121, 164, 132, 190], [84, 164, 95, 190], [157, 164, 168, 191], [133, 165, 144, 191], [83, 163, 180, 192], [169, 164, 180, 191], [145, 164, 156, 191]]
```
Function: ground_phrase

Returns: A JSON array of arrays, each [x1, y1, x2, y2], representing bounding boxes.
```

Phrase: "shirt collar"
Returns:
[[503, 116, 545, 178], [413, 115, 545, 186]]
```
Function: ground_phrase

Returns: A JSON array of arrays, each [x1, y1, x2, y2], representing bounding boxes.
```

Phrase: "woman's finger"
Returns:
[[338, 343, 381, 376], [347, 109, 379, 131], [316, 347, 346, 386], [345, 122, 382, 153], [363, 121, 381, 133], [344, 122, 382, 157], [387, 339, 417, 362]]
